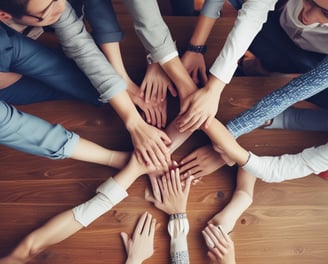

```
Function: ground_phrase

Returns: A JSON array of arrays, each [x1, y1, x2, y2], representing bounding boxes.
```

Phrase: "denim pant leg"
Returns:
[[0, 101, 79, 159], [228, 0, 244, 10], [0, 75, 78, 105], [2, 24, 101, 106], [248, 10, 326, 73]]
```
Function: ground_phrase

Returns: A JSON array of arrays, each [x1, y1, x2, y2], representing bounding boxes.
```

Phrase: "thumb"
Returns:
[[145, 188, 156, 203], [120, 232, 129, 251]]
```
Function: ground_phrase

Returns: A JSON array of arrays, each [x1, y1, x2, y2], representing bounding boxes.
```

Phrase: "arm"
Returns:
[[181, 0, 224, 85], [177, 0, 278, 132], [227, 56, 328, 138], [0, 154, 153, 264], [146, 169, 193, 264], [208, 168, 255, 233], [121, 212, 157, 264]]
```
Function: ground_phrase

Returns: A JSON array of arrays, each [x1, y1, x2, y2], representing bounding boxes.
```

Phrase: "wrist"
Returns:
[[205, 75, 225, 95], [170, 212, 187, 220], [186, 43, 207, 54]]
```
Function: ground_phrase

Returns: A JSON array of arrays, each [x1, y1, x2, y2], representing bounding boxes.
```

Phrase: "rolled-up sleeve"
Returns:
[[52, 2, 126, 102]]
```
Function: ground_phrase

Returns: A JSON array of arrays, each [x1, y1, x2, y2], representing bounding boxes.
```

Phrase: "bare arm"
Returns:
[[0, 154, 154, 264]]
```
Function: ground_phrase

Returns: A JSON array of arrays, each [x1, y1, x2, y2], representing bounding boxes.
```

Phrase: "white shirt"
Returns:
[[280, 0, 328, 54], [208, 0, 277, 84]]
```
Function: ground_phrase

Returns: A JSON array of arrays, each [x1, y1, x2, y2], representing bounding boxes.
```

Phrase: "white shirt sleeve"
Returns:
[[210, 0, 277, 83], [243, 142, 328, 182]]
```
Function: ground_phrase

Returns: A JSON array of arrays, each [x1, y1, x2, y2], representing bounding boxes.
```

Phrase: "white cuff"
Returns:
[[96, 177, 128, 205], [73, 178, 128, 227]]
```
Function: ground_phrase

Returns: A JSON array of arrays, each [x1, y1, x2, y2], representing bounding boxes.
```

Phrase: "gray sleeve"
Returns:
[[52, 2, 127, 102], [123, 0, 178, 63], [200, 0, 225, 19], [227, 56, 328, 138]]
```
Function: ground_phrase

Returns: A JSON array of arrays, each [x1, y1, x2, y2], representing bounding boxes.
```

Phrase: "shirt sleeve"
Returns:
[[243, 142, 328, 182], [200, 0, 225, 19], [168, 214, 190, 264], [84, 0, 124, 44], [52, 2, 127, 102], [210, 0, 277, 83], [227, 56, 328, 138], [123, 0, 178, 63]]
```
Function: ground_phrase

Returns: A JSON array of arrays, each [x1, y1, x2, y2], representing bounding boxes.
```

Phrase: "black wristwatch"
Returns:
[[186, 43, 207, 54]]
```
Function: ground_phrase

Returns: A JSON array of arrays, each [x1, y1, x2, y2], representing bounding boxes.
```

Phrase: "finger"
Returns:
[[150, 83, 158, 103], [161, 174, 170, 197], [149, 218, 157, 238], [179, 152, 197, 166], [148, 107, 157, 127], [158, 129, 172, 145], [167, 83, 177, 97], [160, 103, 167, 128], [200, 68, 208, 84], [143, 107, 152, 124], [166, 170, 174, 195], [135, 212, 148, 235], [202, 230, 215, 249], [172, 168, 181, 193], [148, 146, 165, 169], [120, 232, 129, 251], [148, 176, 162, 202], [145, 187, 156, 203], [140, 81, 146, 97], [145, 83, 152, 103], [159, 85, 166, 102], [204, 116, 214, 130], [154, 107, 162, 129], [183, 174, 193, 195], [139, 149, 152, 167], [143, 213, 153, 236], [183, 114, 208, 132], [191, 69, 199, 85], [207, 251, 217, 262]]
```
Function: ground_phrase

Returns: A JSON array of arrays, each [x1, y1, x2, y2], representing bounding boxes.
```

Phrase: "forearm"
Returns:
[[70, 138, 130, 169], [5, 210, 82, 264], [189, 15, 216, 46], [108, 90, 144, 131], [161, 57, 198, 99], [218, 169, 255, 227], [205, 118, 249, 166], [99, 42, 131, 81]]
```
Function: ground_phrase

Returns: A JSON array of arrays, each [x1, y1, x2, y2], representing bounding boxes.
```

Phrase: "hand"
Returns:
[[176, 86, 220, 132], [127, 80, 166, 128], [181, 51, 208, 86], [179, 145, 226, 180], [128, 118, 171, 170], [202, 224, 236, 264], [121, 212, 157, 264], [146, 168, 193, 215], [140, 63, 177, 103]]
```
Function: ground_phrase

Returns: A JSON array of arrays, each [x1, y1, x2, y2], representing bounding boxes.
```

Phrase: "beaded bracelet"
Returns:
[[186, 43, 207, 54], [170, 213, 187, 220]]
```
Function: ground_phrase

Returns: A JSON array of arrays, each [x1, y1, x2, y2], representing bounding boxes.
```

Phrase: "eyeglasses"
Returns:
[[24, 0, 58, 22]]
